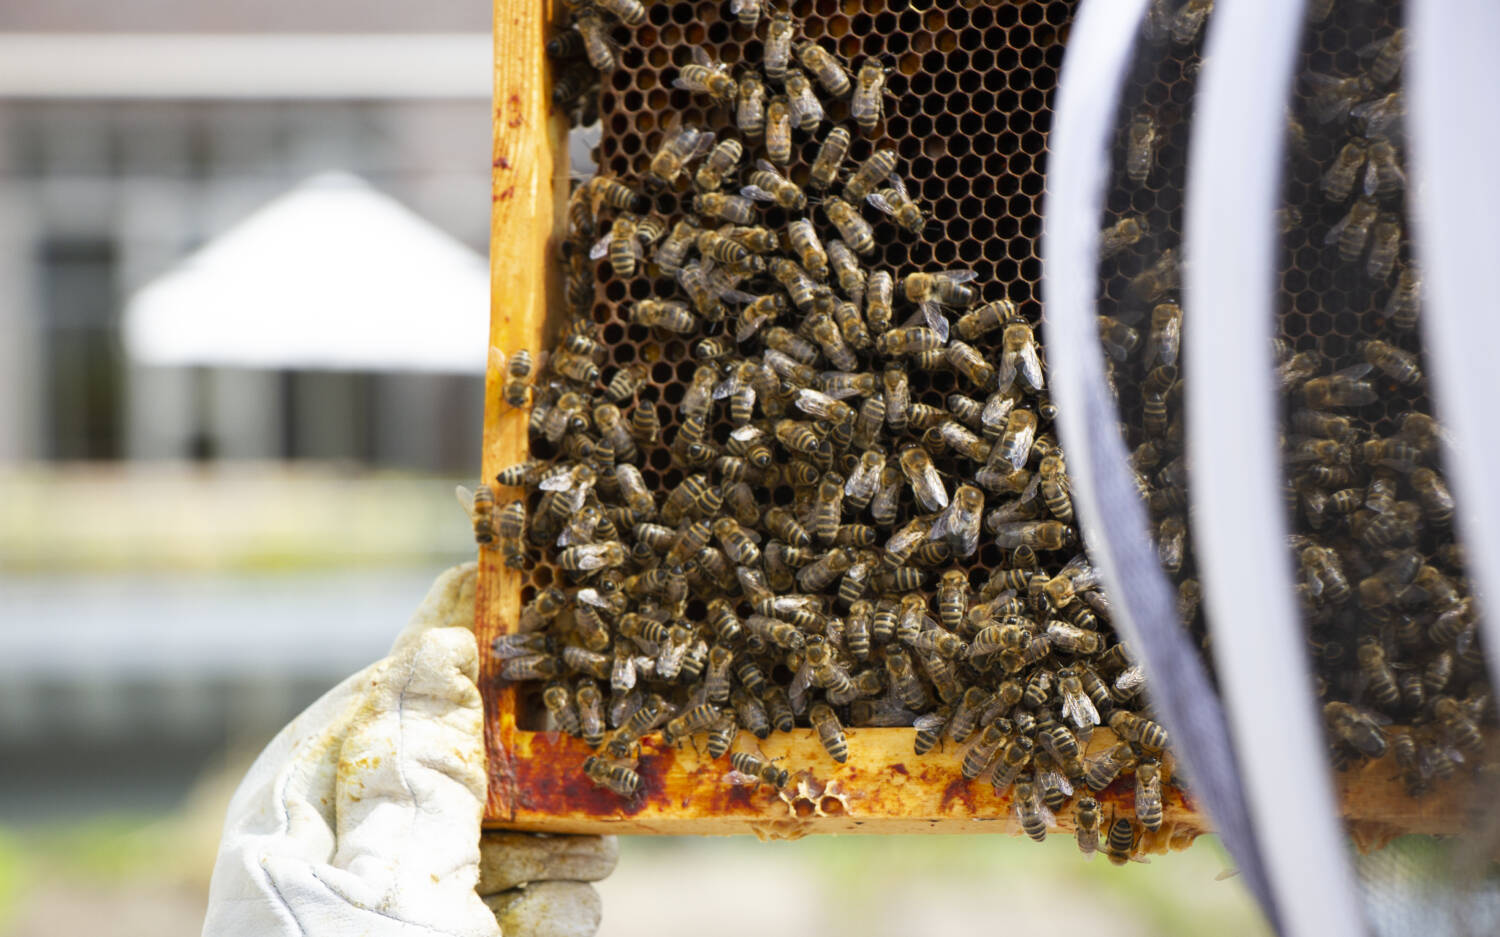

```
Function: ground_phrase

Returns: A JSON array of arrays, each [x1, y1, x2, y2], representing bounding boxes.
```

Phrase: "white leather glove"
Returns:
[[202, 562, 617, 937]]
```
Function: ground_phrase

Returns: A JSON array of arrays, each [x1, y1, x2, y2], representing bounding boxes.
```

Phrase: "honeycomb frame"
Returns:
[[476, 0, 1481, 840]]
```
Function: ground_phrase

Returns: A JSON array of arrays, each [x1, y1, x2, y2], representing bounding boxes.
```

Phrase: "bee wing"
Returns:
[[588, 231, 614, 260], [1334, 362, 1375, 381], [1017, 342, 1044, 391], [725, 769, 761, 787], [785, 92, 811, 126], [576, 587, 611, 609], [941, 269, 979, 284], [739, 183, 777, 203], [688, 130, 719, 162], [922, 302, 951, 343], [454, 484, 477, 515], [788, 660, 816, 710], [537, 468, 575, 491], [1361, 159, 1381, 198], [1322, 207, 1356, 247], [866, 190, 898, 217], [887, 173, 911, 201], [1351, 93, 1403, 139], [1061, 690, 1101, 729], [913, 713, 948, 732]]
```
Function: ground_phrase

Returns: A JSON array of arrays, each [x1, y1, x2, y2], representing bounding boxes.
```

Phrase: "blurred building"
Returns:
[[0, 0, 492, 471], [0, 3, 496, 819]]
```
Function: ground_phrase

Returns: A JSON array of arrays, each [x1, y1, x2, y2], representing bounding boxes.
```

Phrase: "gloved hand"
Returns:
[[203, 562, 618, 937]]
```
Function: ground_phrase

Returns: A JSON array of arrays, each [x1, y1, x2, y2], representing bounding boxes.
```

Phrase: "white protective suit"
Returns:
[[202, 562, 617, 937]]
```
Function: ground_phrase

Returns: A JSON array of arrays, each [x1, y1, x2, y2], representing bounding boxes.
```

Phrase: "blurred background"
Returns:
[[0, 1, 1266, 934]]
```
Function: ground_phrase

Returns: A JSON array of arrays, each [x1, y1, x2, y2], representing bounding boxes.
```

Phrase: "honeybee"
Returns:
[[1075, 797, 1101, 858], [765, 97, 793, 165], [897, 444, 949, 512], [628, 299, 695, 334], [1100, 215, 1149, 258], [784, 68, 826, 130], [497, 500, 527, 569], [674, 50, 737, 102], [1327, 198, 1378, 262], [1366, 216, 1402, 282], [820, 196, 874, 256], [728, 750, 789, 790], [661, 702, 722, 746], [575, 680, 606, 747], [1011, 775, 1049, 841], [990, 735, 1034, 792], [573, 8, 617, 71], [809, 702, 849, 763], [808, 308, 858, 370], [1157, 514, 1185, 574], [844, 149, 898, 202], [797, 40, 850, 96], [1322, 139, 1366, 202], [797, 547, 855, 591], [1355, 637, 1400, 708], [998, 408, 1038, 473], [492, 631, 552, 660], [850, 59, 888, 132], [1057, 668, 1101, 728], [651, 220, 699, 275], [595, 0, 646, 25], [1083, 741, 1136, 791], [1142, 302, 1182, 369], [1434, 697, 1483, 757], [860, 269, 894, 335], [904, 270, 978, 340], [764, 505, 814, 548], [961, 722, 1007, 780], [1037, 455, 1073, 523], [1126, 109, 1158, 186], [692, 137, 743, 193], [628, 402, 661, 446], [994, 321, 1044, 393], [1133, 758, 1164, 831], [1324, 701, 1389, 758], [742, 159, 807, 210], [1303, 365, 1377, 409], [1105, 816, 1137, 866], [1170, 0, 1212, 45], [1380, 263, 1421, 329], [780, 219, 831, 282], [1359, 339, 1421, 385], [730, 73, 767, 139], [1410, 468, 1454, 521], [498, 348, 535, 408], [590, 213, 642, 277], [695, 192, 757, 225], [930, 483, 983, 558], [1110, 709, 1169, 752], [582, 755, 640, 797], [1127, 248, 1179, 305], [648, 124, 714, 187], [704, 516, 754, 566], [544, 682, 582, 739], [1352, 90, 1404, 140], [1363, 138, 1406, 197], [499, 653, 563, 683], [764, 12, 795, 81], [729, 0, 762, 29], [807, 126, 852, 191], [868, 177, 924, 235], [457, 484, 496, 545], [518, 585, 567, 633]]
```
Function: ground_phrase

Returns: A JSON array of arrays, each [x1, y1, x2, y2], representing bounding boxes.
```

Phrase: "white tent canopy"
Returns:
[[122, 172, 489, 374]]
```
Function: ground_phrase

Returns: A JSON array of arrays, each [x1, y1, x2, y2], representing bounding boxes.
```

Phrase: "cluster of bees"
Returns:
[[1097, 0, 1491, 805], [1283, 10, 1491, 794], [468, 1, 1186, 862]]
